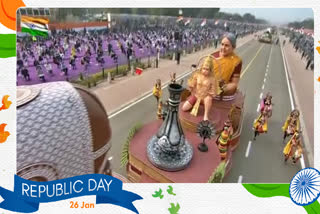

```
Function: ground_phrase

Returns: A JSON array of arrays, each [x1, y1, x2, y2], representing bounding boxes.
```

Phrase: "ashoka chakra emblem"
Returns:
[[290, 167, 320, 206]]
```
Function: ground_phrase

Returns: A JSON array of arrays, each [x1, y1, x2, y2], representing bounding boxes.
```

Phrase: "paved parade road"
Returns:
[[225, 40, 307, 183], [105, 38, 310, 183]]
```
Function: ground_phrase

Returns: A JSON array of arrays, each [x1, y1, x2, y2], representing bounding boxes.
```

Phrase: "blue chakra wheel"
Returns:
[[290, 167, 320, 206]]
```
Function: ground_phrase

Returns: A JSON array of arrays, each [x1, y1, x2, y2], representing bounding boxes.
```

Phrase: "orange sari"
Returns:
[[212, 52, 242, 84]]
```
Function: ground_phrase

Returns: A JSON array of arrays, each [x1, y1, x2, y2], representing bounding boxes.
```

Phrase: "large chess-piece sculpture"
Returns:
[[147, 83, 193, 171]]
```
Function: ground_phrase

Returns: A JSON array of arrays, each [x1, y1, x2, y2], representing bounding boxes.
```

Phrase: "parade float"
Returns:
[[124, 52, 245, 183]]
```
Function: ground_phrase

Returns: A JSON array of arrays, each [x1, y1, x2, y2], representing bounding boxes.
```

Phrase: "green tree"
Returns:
[[288, 18, 313, 29], [243, 13, 255, 23]]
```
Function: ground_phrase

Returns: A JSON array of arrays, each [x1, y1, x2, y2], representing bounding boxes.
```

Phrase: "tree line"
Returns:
[[50, 8, 268, 24], [288, 18, 314, 29]]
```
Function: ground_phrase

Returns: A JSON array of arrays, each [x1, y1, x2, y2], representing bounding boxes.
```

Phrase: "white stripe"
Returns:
[[238, 175, 243, 183], [245, 141, 252, 158], [0, 23, 15, 33], [300, 154, 306, 169], [267, 45, 273, 65], [259, 93, 263, 99], [279, 35, 294, 109], [21, 23, 48, 33], [257, 104, 260, 112], [263, 77, 266, 82], [279, 34, 305, 169], [21, 22, 48, 30], [262, 84, 265, 90]]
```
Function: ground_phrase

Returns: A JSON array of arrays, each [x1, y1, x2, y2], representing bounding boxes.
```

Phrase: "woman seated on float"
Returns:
[[212, 32, 242, 98]]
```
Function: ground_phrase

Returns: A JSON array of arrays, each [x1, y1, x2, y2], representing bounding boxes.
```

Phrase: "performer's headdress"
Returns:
[[291, 109, 300, 117], [200, 55, 214, 72], [156, 79, 161, 86], [224, 120, 232, 127], [265, 92, 272, 100]]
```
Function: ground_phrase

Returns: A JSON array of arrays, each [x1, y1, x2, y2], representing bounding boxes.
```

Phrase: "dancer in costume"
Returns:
[[283, 131, 303, 164], [216, 120, 233, 160], [152, 79, 162, 104], [182, 55, 218, 121], [260, 93, 273, 118], [253, 109, 268, 140], [282, 109, 300, 142]]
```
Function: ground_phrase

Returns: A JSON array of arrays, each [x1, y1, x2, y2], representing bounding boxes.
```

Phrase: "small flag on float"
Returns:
[[184, 18, 191, 26], [200, 19, 206, 27], [176, 16, 183, 23], [135, 67, 143, 75]]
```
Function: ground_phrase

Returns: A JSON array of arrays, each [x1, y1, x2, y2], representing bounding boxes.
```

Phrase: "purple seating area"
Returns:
[[17, 36, 170, 86], [17, 19, 263, 86], [17, 37, 134, 85]]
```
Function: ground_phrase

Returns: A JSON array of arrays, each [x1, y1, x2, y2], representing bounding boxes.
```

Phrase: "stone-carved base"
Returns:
[[147, 135, 193, 172]]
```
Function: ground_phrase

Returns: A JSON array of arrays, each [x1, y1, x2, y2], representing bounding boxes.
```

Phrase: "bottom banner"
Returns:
[[0, 174, 143, 213]]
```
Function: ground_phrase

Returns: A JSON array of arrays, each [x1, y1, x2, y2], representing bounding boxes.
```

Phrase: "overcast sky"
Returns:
[[220, 8, 313, 24]]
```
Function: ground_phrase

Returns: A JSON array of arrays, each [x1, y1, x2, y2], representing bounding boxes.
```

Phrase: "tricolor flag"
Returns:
[[176, 16, 183, 23], [184, 18, 191, 26], [200, 19, 206, 27], [21, 16, 49, 37]]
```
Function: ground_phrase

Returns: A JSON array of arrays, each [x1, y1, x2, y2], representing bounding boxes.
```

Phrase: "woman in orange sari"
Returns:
[[213, 33, 242, 97]]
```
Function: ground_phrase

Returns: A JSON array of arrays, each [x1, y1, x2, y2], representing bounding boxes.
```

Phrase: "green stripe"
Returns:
[[242, 184, 320, 214], [243, 184, 290, 198], [0, 48, 16, 58], [304, 202, 320, 214], [0, 34, 16, 58], [0, 34, 16, 49], [22, 27, 48, 37], [21, 22, 48, 31]]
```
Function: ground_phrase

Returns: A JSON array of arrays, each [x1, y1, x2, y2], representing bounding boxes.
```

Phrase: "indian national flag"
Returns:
[[21, 16, 49, 37], [200, 19, 206, 27]]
